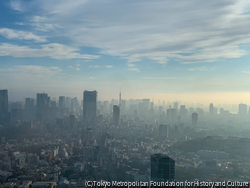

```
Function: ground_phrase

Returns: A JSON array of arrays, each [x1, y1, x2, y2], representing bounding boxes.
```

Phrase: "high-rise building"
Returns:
[[151, 154, 175, 182], [121, 100, 126, 115], [83, 90, 97, 125], [59, 96, 66, 109], [25, 98, 35, 120], [113, 105, 120, 126], [0, 90, 8, 125], [158, 125, 169, 141], [192, 112, 198, 126], [209, 103, 214, 116], [180, 105, 187, 119], [174, 102, 178, 110], [143, 99, 150, 111], [238, 103, 247, 116], [170, 108, 177, 123], [36, 93, 50, 120]]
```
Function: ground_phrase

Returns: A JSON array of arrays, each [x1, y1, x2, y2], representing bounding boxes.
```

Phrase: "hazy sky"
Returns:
[[1, 0, 250, 104]]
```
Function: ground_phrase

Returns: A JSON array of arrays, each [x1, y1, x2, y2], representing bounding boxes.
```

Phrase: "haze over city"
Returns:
[[1, 0, 250, 186], [1, 0, 250, 104]]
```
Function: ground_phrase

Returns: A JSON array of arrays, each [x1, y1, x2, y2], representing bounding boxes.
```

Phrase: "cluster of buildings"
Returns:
[[0, 89, 250, 187]]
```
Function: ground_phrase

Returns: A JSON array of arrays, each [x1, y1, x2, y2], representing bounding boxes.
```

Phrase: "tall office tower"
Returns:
[[25, 98, 35, 119], [192, 112, 198, 127], [83, 90, 97, 125], [0, 90, 8, 125], [166, 109, 171, 122], [143, 99, 150, 111], [113, 105, 120, 126], [10, 102, 22, 110], [69, 115, 76, 127], [138, 103, 145, 116], [174, 102, 178, 110], [65, 97, 70, 109], [151, 154, 175, 182], [170, 108, 177, 123], [86, 128, 94, 146], [180, 105, 187, 119], [150, 102, 154, 109], [70, 98, 75, 114], [121, 100, 126, 115], [158, 124, 169, 141], [209, 103, 214, 116], [189, 107, 194, 115], [238, 103, 247, 116], [59, 96, 65, 108], [59, 96, 66, 117], [50, 101, 58, 118], [36, 93, 50, 120], [119, 90, 122, 108], [196, 108, 204, 117], [159, 106, 163, 115], [73, 97, 80, 111], [103, 100, 109, 114]]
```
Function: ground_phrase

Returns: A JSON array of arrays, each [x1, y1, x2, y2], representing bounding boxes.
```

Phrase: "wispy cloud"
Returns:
[[88, 76, 96, 80], [187, 66, 216, 71], [143, 77, 177, 80], [188, 66, 208, 72], [0, 65, 62, 76], [105, 65, 113, 68], [19, 0, 250, 64], [89, 65, 101, 68], [10, 0, 26, 12], [242, 71, 250, 74], [68, 66, 80, 71], [0, 43, 100, 60], [0, 28, 47, 43], [127, 63, 135, 67], [129, 68, 140, 73]]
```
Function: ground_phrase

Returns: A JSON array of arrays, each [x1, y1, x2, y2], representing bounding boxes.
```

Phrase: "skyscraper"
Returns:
[[83, 90, 97, 125], [192, 112, 198, 127], [59, 96, 66, 117], [25, 98, 35, 120], [158, 125, 169, 141], [209, 103, 214, 116], [113, 105, 120, 126], [174, 102, 178, 110], [151, 154, 175, 182], [0, 90, 8, 125], [37, 93, 50, 119], [143, 99, 150, 111], [238, 103, 247, 116]]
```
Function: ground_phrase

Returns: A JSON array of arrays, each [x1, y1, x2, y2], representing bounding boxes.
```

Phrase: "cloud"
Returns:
[[10, 0, 26, 12], [143, 77, 177, 80], [188, 66, 208, 71], [88, 76, 96, 80], [127, 63, 135, 67], [0, 28, 47, 43], [0, 43, 100, 60], [105, 65, 113, 68], [0, 65, 62, 79], [129, 68, 140, 73], [242, 71, 250, 74], [2, 0, 250, 65], [68, 66, 80, 71], [18, 0, 250, 64], [89, 65, 101, 68]]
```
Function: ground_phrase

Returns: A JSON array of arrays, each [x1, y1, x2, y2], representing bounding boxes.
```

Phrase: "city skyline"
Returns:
[[1, 1, 250, 103]]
